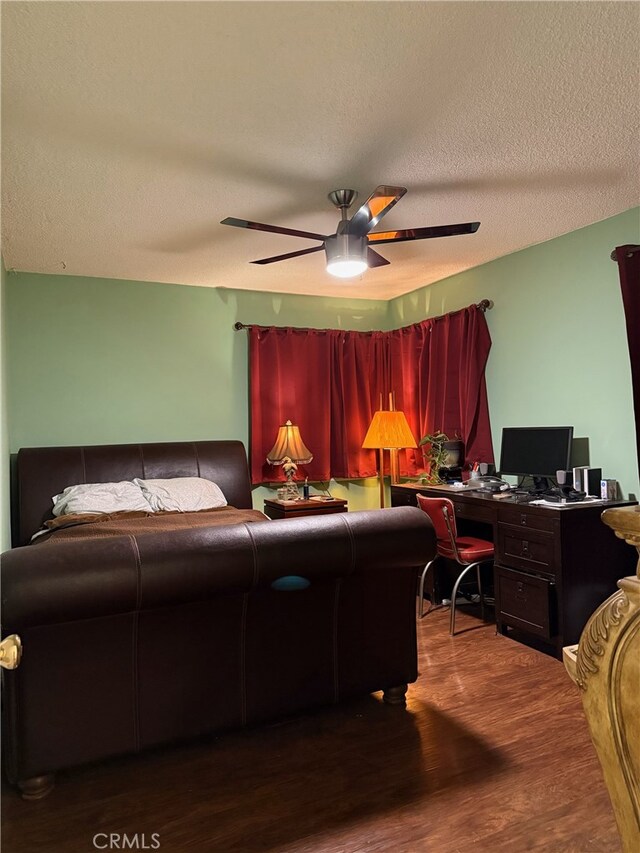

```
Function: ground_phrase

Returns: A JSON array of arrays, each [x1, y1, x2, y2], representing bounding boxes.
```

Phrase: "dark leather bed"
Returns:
[[1, 440, 435, 799]]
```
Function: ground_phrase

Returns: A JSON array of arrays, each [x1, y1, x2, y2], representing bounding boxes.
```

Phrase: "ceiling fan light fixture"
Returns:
[[324, 233, 367, 279], [326, 259, 368, 278]]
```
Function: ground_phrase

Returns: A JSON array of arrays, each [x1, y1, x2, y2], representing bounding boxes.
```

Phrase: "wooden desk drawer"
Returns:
[[453, 501, 495, 525], [497, 524, 556, 576], [496, 565, 556, 639], [498, 504, 555, 533], [390, 488, 417, 507]]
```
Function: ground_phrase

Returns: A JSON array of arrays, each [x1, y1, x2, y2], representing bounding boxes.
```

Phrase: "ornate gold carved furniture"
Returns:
[[563, 506, 640, 853]]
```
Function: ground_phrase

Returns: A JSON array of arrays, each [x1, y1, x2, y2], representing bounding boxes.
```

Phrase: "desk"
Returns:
[[391, 484, 637, 658]]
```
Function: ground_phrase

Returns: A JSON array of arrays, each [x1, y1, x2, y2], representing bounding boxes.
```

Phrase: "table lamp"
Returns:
[[266, 420, 313, 500], [362, 410, 417, 507]]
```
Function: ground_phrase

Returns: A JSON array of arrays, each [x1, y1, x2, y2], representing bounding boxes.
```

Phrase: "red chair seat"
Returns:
[[438, 536, 494, 563]]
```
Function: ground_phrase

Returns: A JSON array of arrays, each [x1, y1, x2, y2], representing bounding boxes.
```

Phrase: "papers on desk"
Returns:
[[530, 498, 606, 509], [421, 483, 467, 490]]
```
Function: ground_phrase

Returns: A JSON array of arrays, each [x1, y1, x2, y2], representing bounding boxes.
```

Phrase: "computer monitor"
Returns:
[[499, 426, 573, 490]]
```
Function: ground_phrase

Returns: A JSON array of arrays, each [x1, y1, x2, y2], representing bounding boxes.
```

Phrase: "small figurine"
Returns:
[[282, 456, 298, 478]]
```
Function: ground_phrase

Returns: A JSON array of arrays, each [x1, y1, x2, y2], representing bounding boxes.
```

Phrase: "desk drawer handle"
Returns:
[[521, 540, 530, 555], [520, 514, 527, 526]]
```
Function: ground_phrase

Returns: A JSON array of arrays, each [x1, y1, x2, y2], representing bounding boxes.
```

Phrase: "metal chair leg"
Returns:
[[449, 561, 481, 636], [478, 560, 494, 622], [450, 560, 493, 634], [476, 563, 485, 622], [417, 557, 438, 618]]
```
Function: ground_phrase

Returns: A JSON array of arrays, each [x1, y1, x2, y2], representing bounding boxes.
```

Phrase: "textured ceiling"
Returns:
[[2, 1, 639, 301]]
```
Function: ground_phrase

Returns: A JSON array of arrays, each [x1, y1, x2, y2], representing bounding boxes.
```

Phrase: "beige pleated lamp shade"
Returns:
[[362, 410, 417, 449], [266, 420, 314, 464]]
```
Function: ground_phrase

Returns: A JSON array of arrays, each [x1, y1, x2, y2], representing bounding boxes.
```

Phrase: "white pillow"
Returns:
[[133, 477, 227, 512], [52, 481, 152, 517]]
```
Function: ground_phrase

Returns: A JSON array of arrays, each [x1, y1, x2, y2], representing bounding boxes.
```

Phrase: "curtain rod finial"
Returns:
[[611, 245, 640, 262], [477, 299, 493, 312]]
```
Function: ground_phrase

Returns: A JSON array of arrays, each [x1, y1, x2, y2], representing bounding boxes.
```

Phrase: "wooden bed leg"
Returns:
[[383, 684, 408, 706], [18, 774, 55, 800]]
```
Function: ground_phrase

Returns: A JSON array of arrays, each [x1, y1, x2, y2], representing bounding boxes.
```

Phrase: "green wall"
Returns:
[[389, 207, 640, 499], [3, 206, 639, 545], [1, 259, 10, 550]]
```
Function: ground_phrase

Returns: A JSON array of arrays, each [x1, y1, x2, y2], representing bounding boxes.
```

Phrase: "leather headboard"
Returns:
[[13, 440, 253, 547]]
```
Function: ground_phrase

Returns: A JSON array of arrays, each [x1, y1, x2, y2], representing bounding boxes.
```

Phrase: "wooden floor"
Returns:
[[2, 606, 620, 853]]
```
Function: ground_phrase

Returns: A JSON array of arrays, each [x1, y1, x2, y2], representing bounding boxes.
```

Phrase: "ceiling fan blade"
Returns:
[[221, 217, 328, 242], [367, 247, 390, 268], [367, 221, 481, 245], [251, 245, 325, 265], [348, 186, 407, 236]]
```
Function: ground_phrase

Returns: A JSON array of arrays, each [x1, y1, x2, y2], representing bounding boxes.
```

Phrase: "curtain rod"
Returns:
[[610, 245, 640, 262], [233, 298, 494, 330]]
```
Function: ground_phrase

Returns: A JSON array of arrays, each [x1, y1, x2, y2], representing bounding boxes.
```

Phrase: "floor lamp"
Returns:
[[362, 409, 417, 508]]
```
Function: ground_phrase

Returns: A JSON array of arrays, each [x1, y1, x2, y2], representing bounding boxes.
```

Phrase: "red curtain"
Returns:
[[249, 327, 387, 483], [248, 305, 494, 485], [615, 245, 640, 478], [387, 305, 494, 476]]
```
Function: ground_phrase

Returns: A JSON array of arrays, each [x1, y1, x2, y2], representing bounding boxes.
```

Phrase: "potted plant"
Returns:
[[418, 431, 465, 484]]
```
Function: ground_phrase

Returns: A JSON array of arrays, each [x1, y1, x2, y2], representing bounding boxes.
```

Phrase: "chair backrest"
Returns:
[[416, 495, 458, 547]]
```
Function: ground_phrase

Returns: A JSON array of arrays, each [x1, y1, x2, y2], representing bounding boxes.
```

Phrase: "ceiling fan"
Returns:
[[221, 186, 480, 278]]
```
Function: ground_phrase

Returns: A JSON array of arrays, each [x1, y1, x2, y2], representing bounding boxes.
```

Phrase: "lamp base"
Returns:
[[280, 480, 301, 500], [277, 458, 302, 500]]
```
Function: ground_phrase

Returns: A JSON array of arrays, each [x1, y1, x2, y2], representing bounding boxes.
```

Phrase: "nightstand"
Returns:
[[263, 497, 348, 520]]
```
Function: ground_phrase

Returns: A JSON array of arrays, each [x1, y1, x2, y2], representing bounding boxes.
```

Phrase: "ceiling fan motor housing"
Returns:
[[324, 232, 367, 278]]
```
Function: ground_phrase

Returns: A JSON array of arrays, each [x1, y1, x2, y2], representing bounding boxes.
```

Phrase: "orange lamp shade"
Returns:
[[266, 420, 313, 464], [362, 410, 417, 449]]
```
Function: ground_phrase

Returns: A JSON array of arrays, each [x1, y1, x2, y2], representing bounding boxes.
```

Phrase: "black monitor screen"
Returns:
[[499, 427, 573, 477]]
